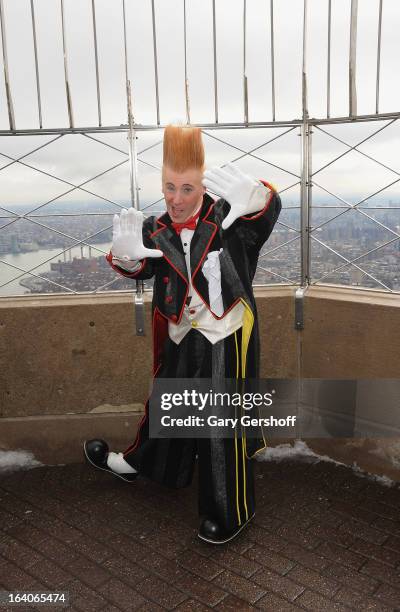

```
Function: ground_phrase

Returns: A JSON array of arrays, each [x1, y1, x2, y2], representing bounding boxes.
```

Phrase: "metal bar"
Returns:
[[60, 0, 74, 128], [5, 111, 400, 137], [122, 0, 129, 85], [295, 286, 307, 329], [151, 0, 160, 125], [212, 0, 218, 123], [0, 0, 15, 130], [243, 0, 248, 124], [91, 0, 102, 126], [302, 0, 308, 120], [312, 119, 397, 177], [126, 81, 139, 210], [30, 0, 42, 129], [203, 129, 301, 178], [0, 212, 123, 220], [270, 0, 275, 122], [260, 234, 301, 260], [349, 0, 358, 117], [314, 121, 400, 178], [327, 0, 331, 118], [0, 133, 63, 174], [300, 122, 310, 285], [83, 131, 163, 158], [183, 0, 190, 124], [203, 126, 298, 164], [376, 0, 383, 114], [255, 263, 297, 285], [0, 147, 129, 215], [313, 205, 400, 211]]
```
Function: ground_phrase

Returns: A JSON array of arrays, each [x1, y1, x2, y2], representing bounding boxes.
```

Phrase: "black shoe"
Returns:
[[83, 439, 138, 483], [198, 513, 255, 544]]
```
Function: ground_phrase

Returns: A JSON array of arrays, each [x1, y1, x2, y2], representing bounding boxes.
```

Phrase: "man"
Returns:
[[84, 125, 281, 544]]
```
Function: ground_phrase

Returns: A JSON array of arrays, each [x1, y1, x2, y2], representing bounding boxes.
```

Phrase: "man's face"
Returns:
[[162, 166, 205, 223]]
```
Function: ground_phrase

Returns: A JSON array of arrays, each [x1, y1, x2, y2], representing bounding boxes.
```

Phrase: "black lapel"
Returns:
[[190, 194, 219, 279], [152, 218, 188, 283]]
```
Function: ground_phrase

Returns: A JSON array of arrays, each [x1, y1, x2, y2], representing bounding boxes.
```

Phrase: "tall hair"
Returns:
[[162, 124, 205, 173]]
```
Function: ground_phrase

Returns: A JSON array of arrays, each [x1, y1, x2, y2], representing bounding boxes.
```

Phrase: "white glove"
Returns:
[[111, 208, 163, 262], [202, 163, 269, 230]]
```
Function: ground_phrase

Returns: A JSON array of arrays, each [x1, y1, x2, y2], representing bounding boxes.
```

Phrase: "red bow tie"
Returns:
[[171, 210, 201, 235]]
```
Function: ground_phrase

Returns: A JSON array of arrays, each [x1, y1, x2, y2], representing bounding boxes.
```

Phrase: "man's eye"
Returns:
[[183, 187, 193, 194], [166, 186, 175, 192]]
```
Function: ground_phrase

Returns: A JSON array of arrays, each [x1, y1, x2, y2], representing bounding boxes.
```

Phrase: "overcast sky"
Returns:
[[0, 0, 400, 208]]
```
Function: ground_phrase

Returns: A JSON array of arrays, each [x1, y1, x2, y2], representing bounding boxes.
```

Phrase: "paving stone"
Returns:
[[278, 542, 331, 572], [206, 547, 261, 578], [175, 572, 228, 606], [97, 577, 146, 610], [64, 554, 112, 589], [274, 523, 322, 551], [214, 593, 258, 610], [372, 582, 400, 608], [174, 598, 212, 611], [321, 562, 379, 594], [256, 591, 303, 611], [333, 585, 395, 611], [349, 537, 400, 567], [67, 578, 110, 611], [371, 516, 400, 538], [306, 522, 358, 549], [243, 545, 296, 575], [359, 558, 400, 588], [212, 569, 266, 604], [285, 564, 340, 598], [294, 589, 349, 611], [252, 568, 305, 602], [314, 540, 366, 570], [337, 518, 389, 545], [27, 557, 73, 589], [177, 549, 224, 580]]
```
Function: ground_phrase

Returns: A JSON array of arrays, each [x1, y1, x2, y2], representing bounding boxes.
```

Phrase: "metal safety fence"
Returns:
[[0, 0, 399, 298]]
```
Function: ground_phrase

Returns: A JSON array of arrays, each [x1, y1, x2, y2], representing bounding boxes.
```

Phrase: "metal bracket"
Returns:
[[134, 281, 145, 336], [295, 286, 307, 330]]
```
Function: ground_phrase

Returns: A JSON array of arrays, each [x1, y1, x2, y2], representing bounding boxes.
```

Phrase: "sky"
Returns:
[[0, 0, 400, 207]]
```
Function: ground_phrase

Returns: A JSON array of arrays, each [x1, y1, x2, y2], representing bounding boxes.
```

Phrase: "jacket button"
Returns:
[[163, 276, 169, 284], [165, 296, 172, 303], [191, 321, 198, 328], [170, 314, 177, 322]]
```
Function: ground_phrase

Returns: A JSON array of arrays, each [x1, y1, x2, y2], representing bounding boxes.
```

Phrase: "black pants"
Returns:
[[123, 328, 255, 531]]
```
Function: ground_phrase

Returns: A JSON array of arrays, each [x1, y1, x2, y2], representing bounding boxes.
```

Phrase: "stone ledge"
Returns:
[[0, 412, 143, 465]]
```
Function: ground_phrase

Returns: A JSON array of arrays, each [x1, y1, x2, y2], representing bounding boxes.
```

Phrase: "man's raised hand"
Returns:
[[112, 208, 163, 261], [202, 163, 269, 230]]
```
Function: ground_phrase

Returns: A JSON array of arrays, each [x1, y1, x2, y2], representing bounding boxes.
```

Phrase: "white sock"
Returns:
[[107, 452, 138, 474]]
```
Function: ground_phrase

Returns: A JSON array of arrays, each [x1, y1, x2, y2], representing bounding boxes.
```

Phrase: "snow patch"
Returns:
[[258, 440, 397, 487], [0, 450, 43, 473], [258, 440, 345, 466]]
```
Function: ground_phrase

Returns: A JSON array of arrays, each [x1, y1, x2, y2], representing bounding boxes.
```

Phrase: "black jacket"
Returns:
[[107, 185, 281, 328]]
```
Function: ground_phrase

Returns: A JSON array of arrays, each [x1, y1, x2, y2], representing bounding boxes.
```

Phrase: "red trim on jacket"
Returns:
[[106, 250, 147, 278]]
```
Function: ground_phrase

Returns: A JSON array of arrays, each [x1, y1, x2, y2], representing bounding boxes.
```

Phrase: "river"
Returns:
[[0, 241, 112, 296]]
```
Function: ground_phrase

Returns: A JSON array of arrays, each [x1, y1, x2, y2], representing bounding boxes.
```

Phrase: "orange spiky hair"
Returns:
[[162, 124, 205, 173]]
